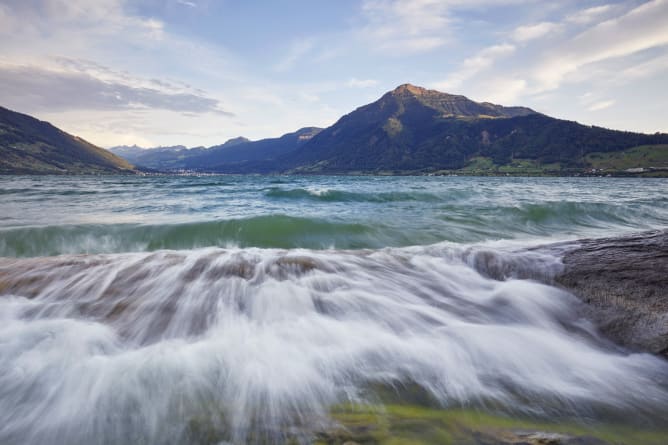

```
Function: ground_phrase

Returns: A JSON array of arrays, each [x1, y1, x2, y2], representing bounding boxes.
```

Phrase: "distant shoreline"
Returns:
[[2, 171, 668, 177]]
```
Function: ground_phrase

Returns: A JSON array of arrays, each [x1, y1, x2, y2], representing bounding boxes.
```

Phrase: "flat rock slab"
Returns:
[[554, 230, 668, 357]]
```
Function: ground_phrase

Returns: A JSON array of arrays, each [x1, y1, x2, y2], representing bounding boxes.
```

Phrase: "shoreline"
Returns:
[[2, 170, 668, 177]]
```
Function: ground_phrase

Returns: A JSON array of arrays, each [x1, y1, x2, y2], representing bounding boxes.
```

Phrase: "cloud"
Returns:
[[0, 0, 242, 126], [617, 52, 668, 81], [478, 78, 527, 104], [0, 4, 11, 31], [346, 78, 379, 88], [512, 22, 560, 42], [587, 99, 615, 111], [357, 0, 532, 54], [298, 91, 320, 103], [0, 63, 233, 116], [274, 40, 316, 72], [358, 0, 451, 53], [434, 43, 515, 91], [176, 0, 197, 7], [0, 0, 165, 40], [533, 0, 668, 91], [566, 4, 613, 25], [425, 1, 668, 107], [52, 57, 205, 95]]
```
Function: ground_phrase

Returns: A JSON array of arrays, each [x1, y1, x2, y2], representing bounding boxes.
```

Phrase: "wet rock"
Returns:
[[474, 429, 608, 445], [514, 431, 608, 445], [268, 255, 322, 279], [553, 230, 668, 357]]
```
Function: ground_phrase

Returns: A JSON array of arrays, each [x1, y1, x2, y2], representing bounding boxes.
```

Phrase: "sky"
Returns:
[[1, 0, 667, 148]]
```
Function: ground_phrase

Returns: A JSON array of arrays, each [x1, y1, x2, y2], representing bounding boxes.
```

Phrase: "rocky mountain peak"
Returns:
[[392, 83, 430, 96], [389, 83, 459, 99], [222, 136, 251, 147], [381, 84, 534, 118]]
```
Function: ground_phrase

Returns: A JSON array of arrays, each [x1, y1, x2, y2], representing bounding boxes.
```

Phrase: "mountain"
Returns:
[[107, 144, 147, 160], [109, 129, 323, 171], [219, 137, 251, 148], [378, 84, 535, 118], [184, 127, 322, 170], [0, 106, 135, 175], [108, 144, 207, 170], [272, 84, 668, 174], [104, 84, 668, 175]]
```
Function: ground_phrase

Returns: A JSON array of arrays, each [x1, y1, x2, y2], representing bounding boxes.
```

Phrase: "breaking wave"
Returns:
[[1, 197, 666, 257], [265, 187, 444, 203]]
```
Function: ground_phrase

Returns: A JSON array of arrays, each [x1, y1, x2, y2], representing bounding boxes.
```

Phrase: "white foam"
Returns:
[[0, 246, 666, 444]]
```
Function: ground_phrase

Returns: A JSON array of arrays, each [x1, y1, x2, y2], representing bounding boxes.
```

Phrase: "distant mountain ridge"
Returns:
[[186, 127, 322, 169], [0, 106, 135, 175], [5, 84, 668, 175], [108, 144, 206, 170], [109, 127, 323, 171]]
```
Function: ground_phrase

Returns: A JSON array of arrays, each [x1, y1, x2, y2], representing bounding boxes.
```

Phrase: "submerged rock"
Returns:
[[473, 429, 608, 445], [552, 230, 668, 357], [315, 404, 641, 445]]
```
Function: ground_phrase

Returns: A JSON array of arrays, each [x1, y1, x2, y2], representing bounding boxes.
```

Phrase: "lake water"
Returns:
[[2, 175, 668, 255], [1, 175, 667, 444]]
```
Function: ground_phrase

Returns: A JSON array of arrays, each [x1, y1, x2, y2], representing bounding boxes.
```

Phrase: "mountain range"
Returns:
[[109, 127, 323, 171], [3, 84, 668, 175], [111, 84, 668, 175]]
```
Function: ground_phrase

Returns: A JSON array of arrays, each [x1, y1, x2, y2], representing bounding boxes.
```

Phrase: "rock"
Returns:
[[553, 230, 668, 357], [473, 429, 609, 445], [472, 229, 668, 357], [514, 431, 608, 445]]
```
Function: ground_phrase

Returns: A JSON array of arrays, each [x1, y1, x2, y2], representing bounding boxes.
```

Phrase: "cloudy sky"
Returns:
[[1, 0, 667, 148]]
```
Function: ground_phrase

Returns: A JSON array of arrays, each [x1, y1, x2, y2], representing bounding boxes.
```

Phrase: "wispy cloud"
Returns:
[[274, 40, 316, 72], [588, 99, 616, 111], [478, 78, 527, 105], [0, 62, 233, 115], [512, 22, 560, 42], [617, 52, 668, 82], [566, 4, 613, 25], [176, 0, 197, 8], [435, 1, 668, 102], [346, 78, 379, 88], [356, 0, 532, 54], [434, 44, 515, 91], [530, 1, 668, 91], [358, 0, 452, 53], [0, 0, 166, 41]]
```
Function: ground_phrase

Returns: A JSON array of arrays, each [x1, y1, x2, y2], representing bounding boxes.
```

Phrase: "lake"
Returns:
[[1, 175, 667, 444]]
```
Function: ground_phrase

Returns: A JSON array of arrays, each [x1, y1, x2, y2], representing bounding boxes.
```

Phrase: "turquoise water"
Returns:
[[1, 175, 667, 444], [1, 175, 667, 255]]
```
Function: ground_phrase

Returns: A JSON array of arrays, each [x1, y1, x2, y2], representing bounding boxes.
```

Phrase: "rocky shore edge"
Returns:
[[469, 229, 667, 358], [551, 230, 668, 358]]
